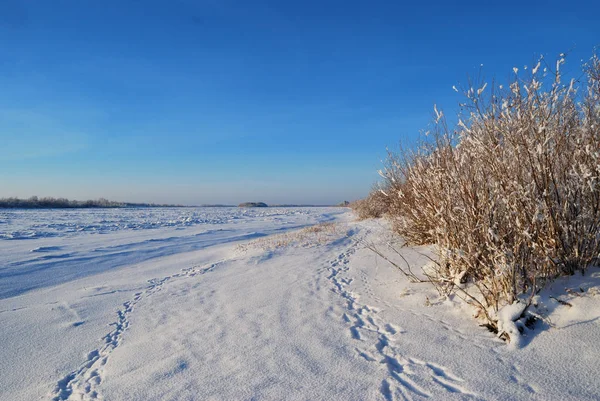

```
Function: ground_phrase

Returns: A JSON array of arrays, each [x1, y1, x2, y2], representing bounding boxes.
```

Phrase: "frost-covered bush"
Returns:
[[351, 186, 391, 220], [380, 53, 600, 330]]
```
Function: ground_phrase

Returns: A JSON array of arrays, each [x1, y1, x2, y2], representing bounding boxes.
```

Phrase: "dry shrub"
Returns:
[[380, 53, 600, 325], [351, 186, 391, 220]]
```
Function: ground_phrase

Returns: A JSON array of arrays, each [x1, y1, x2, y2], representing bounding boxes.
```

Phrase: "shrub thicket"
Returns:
[[350, 185, 391, 220], [378, 53, 600, 326]]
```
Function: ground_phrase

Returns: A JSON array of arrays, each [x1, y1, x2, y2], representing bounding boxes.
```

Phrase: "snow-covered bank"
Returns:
[[1, 210, 599, 400]]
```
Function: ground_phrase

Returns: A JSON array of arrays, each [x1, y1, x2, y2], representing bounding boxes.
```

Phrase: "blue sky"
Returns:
[[1, 1, 599, 205]]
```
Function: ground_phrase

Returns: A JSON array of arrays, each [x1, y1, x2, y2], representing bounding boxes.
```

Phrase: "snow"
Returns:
[[495, 301, 528, 348], [0, 207, 337, 299], [1, 209, 599, 400]]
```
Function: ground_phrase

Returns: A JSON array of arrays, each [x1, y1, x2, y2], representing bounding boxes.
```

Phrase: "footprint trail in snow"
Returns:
[[325, 232, 478, 400], [49, 260, 226, 401]]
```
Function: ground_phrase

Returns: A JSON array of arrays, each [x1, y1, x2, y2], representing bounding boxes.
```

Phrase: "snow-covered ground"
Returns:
[[1, 208, 599, 400]]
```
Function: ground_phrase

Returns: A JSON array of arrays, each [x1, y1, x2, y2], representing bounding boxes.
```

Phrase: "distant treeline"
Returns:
[[0, 196, 185, 209], [0, 196, 349, 209]]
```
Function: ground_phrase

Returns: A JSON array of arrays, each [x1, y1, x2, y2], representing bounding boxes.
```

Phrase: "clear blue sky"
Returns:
[[1, 1, 598, 205]]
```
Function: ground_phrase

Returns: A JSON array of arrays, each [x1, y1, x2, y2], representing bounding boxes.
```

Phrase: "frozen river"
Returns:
[[0, 207, 344, 299]]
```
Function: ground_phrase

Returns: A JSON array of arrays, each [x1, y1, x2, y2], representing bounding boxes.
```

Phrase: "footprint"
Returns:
[[356, 348, 377, 362], [384, 323, 403, 335]]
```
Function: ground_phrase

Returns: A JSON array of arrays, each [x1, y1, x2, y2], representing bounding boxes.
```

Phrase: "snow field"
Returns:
[[1, 209, 599, 400]]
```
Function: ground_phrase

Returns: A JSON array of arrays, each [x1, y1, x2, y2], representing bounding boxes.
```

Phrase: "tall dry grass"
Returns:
[[378, 53, 600, 324]]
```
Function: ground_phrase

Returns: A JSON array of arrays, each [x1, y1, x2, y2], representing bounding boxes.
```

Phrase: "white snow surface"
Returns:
[[1, 208, 599, 400]]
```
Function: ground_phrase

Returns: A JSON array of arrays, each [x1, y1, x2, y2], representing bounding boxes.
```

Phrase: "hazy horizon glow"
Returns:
[[1, 1, 599, 204]]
